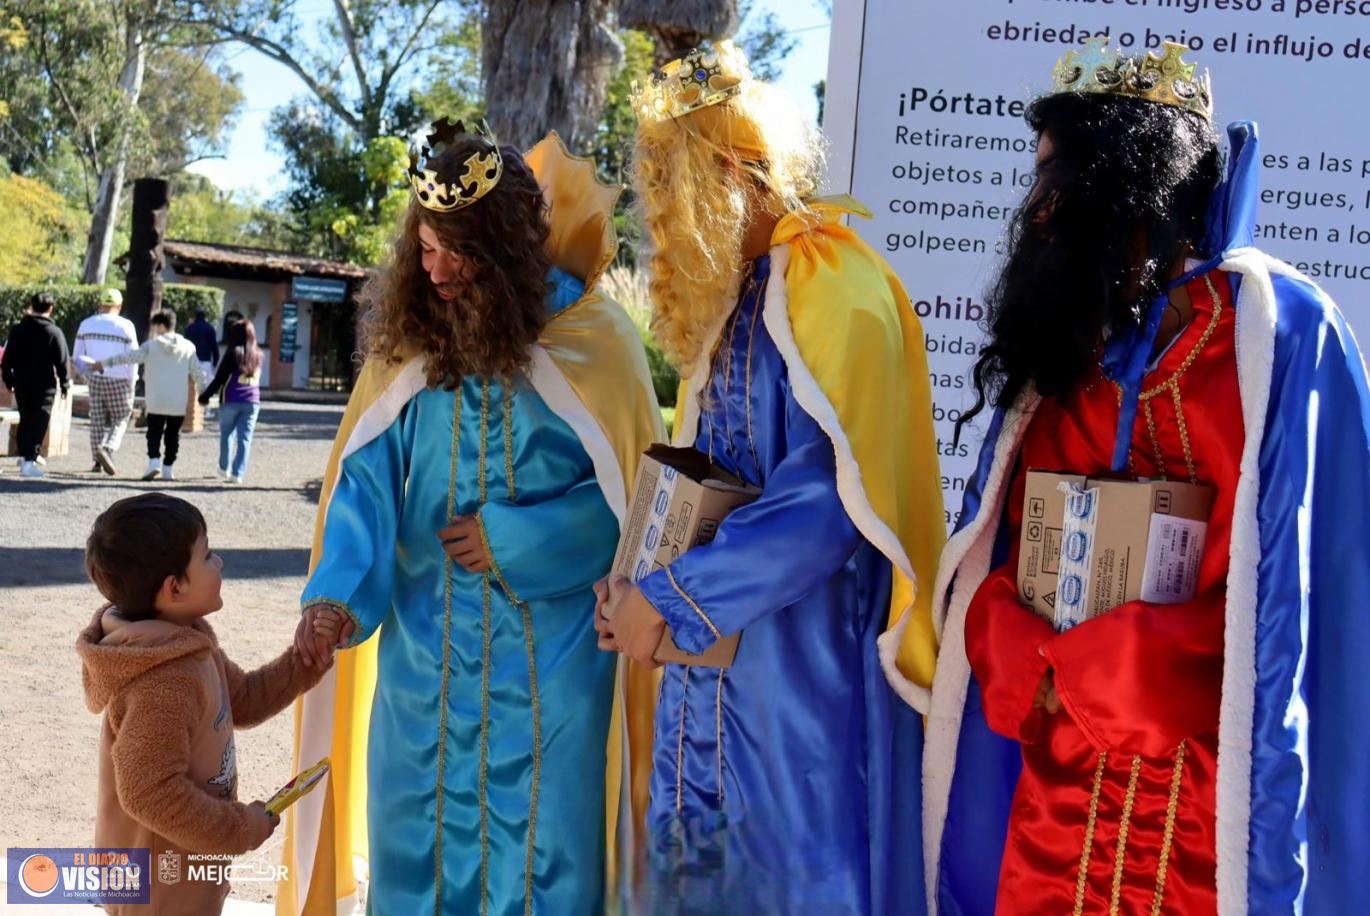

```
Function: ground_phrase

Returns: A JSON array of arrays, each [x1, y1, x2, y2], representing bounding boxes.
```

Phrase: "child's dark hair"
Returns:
[[86, 494, 206, 621]]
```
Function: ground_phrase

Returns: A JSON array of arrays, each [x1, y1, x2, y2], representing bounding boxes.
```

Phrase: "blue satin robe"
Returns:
[[302, 270, 620, 916], [634, 256, 925, 915]]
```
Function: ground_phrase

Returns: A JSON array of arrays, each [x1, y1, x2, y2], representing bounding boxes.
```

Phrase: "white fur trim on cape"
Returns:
[[290, 351, 626, 915], [920, 250, 1290, 916], [758, 244, 932, 712], [919, 399, 1036, 912]]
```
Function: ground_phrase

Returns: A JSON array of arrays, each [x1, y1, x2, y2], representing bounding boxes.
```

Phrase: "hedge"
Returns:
[[0, 283, 224, 345]]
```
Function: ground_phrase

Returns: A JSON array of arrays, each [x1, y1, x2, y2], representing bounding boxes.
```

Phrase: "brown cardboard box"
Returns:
[[1018, 470, 1215, 630], [611, 445, 760, 667]]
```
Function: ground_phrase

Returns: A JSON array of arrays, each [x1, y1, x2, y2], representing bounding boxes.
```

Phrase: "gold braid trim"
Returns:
[[715, 668, 726, 803], [1074, 752, 1110, 916], [1109, 755, 1144, 916], [503, 387, 517, 502], [676, 670, 691, 814], [1113, 272, 1224, 479], [433, 389, 462, 914], [1150, 742, 1188, 916], [743, 272, 767, 477], [665, 566, 723, 641], [477, 380, 492, 916]]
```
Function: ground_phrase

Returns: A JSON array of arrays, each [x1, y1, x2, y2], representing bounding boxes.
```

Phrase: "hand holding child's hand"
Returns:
[[245, 800, 280, 848], [295, 605, 355, 668]]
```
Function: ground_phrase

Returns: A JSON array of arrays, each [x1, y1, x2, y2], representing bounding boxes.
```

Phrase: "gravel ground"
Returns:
[[0, 401, 343, 908]]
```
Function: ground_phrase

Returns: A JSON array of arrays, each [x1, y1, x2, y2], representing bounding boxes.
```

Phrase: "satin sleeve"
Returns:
[[1043, 589, 1225, 757], [637, 391, 862, 654], [964, 565, 1056, 743], [478, 477, 619, 603], [300, 405, 412, 645]]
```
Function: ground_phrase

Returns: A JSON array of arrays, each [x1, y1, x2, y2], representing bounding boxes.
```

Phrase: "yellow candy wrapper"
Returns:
[[265, 758, 330, 817]]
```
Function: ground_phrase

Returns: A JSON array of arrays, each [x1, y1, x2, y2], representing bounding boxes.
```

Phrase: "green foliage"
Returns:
[[738, 0, 799, 83], [641, 330, 679, 408], [0, 282, 223, 343], [592, 29, 655, 187], [160, 284, 225, 325], [0, 171, 84, 284], [160, 173, 294, 250]]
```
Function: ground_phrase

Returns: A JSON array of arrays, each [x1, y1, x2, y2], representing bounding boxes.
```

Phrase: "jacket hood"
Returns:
[[77, 607, 216, 712], [155, 332, 195, 357]]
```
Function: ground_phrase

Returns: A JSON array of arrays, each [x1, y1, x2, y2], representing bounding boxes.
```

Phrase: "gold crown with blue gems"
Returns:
[[1051, 36, 1213, 121], [407, 117, 503, 212], [631, 42, 747, 124]]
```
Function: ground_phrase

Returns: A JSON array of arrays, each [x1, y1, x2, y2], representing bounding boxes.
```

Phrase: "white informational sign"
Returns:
[[823, 0, 1370, 529]]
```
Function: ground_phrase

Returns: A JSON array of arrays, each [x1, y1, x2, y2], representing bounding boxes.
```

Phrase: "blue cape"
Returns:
[[922, 122, 1370, 915]]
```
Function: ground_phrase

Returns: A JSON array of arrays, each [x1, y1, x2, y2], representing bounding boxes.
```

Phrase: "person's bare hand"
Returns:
[[1032, 669, 1062, 715], [296, 604, 355, 667], [245, 800, 280, 848], [592, 578, 620, 652], [597, 574, 664, 669], [437, 515, 491, 573]]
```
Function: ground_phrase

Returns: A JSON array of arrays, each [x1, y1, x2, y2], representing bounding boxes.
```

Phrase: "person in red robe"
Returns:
[[927, 36, 1370, 916], [956, 41, 1234, 914]]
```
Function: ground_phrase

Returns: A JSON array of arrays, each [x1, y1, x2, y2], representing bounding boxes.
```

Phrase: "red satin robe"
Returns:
[[966, 269, 1241, 915]]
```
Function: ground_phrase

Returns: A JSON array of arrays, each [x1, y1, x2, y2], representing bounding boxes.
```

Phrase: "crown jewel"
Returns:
[[407, 117, 503, 212], [1051, 37, 1213, 121], [632, 43, 746, 124]]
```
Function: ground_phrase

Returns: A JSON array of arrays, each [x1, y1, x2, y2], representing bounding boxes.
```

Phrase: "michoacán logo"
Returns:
[[6, 848, 151, 905]]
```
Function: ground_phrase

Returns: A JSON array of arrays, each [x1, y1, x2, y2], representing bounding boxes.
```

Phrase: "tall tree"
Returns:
[[618, 0, 737, 66], [480, 0, 623, 151], [4, 1, 243, 283], [176, 0, 467, 143]]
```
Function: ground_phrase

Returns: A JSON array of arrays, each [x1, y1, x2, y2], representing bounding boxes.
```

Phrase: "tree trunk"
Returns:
[[481, 0, 623, 153], [618, 0, 738, 65], [81, 8, 150, 285], [124, 178, 170, 343]]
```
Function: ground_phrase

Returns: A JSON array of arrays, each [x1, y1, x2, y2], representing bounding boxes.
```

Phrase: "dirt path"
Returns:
[[0, 402, 343, 908]]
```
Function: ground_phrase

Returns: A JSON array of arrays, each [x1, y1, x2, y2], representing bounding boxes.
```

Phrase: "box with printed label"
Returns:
[[1017, 470, 1216, 631], [610, 445, 759, 667]]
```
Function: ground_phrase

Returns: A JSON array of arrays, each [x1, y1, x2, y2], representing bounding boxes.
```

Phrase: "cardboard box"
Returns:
[[611, 445, 759, 667], [3, 390, 70, 458], [1018, 470, 1215, 631]]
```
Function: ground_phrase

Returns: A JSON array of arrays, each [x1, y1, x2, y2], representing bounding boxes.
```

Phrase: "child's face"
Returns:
[[156, 529, 224, 623]]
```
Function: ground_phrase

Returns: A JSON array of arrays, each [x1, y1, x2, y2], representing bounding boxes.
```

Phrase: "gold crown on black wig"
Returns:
[[1051, 36, 1213, 121], [407, 117, 503, 212], [631, 43, 746, 123]]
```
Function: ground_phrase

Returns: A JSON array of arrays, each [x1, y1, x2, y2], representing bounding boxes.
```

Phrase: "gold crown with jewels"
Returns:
[[631, 42, 747, 124], [1051, 36, 1213, 121], [407, 117, 503, 212]]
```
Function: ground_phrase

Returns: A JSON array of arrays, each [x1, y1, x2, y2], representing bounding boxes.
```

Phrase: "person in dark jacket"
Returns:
[[183, 308, 220, 388], [2, 292, 70, 478]]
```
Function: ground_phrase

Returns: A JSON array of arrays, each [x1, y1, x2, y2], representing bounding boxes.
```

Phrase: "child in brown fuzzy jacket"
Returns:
[[76, 493, 332, 915]]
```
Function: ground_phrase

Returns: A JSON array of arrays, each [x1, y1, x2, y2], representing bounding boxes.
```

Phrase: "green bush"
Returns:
[[0, 283, 224, 344], [641, 330, 679, 408]]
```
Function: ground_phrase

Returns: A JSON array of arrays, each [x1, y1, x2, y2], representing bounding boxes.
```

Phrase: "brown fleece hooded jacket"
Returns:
[[76, 607, 324, 915]]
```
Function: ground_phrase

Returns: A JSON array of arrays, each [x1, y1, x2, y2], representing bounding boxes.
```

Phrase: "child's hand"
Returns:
[[245, 800, 280, 848], [311, 609, 352, 664], [295, 605, 355, 667]]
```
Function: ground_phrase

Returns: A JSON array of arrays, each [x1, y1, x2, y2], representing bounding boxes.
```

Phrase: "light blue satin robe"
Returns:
[[632, 256, 925, 915], [303, 270, 620, 916]]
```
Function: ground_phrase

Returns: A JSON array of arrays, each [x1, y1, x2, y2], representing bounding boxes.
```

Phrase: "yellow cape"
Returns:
[[673, 195, 945, 710], [276, 133, 663, 916]]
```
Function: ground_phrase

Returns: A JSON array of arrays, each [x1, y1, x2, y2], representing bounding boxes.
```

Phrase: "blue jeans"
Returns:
[[218, 401, 260, 479]]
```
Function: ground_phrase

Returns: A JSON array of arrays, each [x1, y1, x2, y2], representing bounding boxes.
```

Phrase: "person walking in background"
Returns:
[[94, 310, 203, 482], [2, 292, 70, 478], [199, 319, 262, 484], [73, 288, 139, 475], [184, 307, 220, 391]]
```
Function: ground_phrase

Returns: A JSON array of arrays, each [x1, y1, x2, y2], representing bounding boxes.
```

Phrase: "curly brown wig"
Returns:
[[360, 139, 553, 387]]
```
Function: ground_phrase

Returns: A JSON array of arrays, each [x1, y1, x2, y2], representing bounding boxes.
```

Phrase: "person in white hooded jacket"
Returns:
[[95, 310, 204, 481]]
